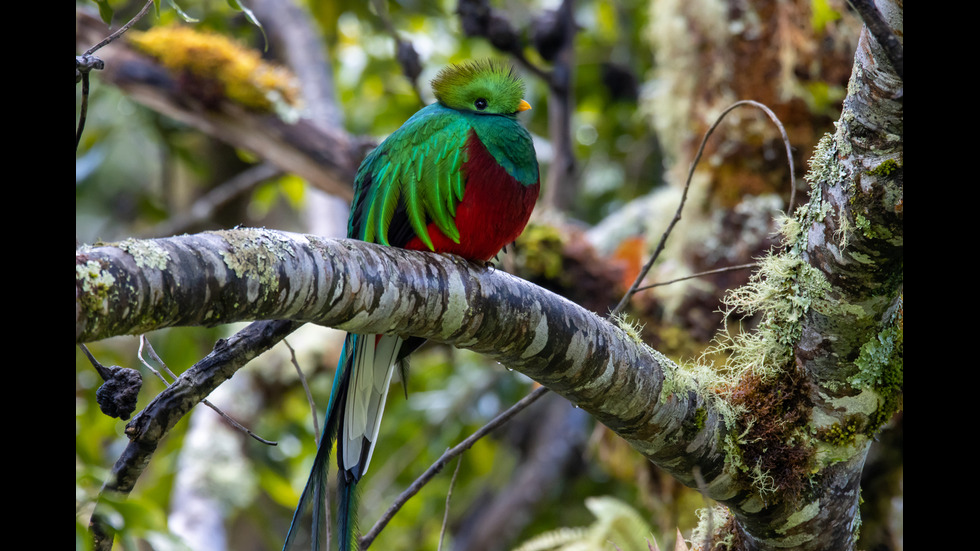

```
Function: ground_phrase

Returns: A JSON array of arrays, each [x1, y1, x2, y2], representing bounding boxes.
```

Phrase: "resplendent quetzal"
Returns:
[[284, 59, 539, 551]]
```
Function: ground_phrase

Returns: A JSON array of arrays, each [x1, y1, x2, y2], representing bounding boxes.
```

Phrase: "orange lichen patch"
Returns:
[[128, 25, 300, 113], [611, 236, 645, 291]]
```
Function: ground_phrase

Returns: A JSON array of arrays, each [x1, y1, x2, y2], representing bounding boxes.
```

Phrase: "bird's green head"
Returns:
[[431, 59, 531, 116]]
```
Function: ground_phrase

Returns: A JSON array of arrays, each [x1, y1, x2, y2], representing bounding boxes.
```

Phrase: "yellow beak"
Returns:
[[517, 99, 532, 112]]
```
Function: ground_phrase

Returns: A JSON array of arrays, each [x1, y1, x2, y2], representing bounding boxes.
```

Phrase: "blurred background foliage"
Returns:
[[76, 0, 896, 550], [76, 0, 661, 244]]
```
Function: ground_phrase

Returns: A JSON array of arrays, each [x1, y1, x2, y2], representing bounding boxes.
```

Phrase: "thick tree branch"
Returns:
[[845, 0, 903, 81], [76, 230, 731, 492]]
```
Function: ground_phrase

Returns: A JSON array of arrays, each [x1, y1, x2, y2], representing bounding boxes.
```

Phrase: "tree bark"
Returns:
[[701, 1, 903, 548], [76, 231, 706, 462]]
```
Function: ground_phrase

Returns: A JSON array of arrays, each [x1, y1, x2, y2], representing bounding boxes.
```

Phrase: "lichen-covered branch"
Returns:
[[75, 229, 737, 496]]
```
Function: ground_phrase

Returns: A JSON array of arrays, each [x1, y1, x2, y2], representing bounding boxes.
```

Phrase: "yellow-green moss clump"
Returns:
[[869, 158, 901, 178], [76, 259, 117, 314], [514, 223, 566, 280], [129, 25, 300, 115], [817, 417, 861, 447]]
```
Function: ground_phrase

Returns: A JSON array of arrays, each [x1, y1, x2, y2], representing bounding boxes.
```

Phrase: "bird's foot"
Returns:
[[442, 253, 494, 271]]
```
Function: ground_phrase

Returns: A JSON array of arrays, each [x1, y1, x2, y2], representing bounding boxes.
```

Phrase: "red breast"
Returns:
[[405, 132, 539, 261]]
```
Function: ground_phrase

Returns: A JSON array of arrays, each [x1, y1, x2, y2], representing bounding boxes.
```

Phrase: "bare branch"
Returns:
[[138, 336, 277, 445], [611, 99, 796, 317], [89, 319, 302, 551]]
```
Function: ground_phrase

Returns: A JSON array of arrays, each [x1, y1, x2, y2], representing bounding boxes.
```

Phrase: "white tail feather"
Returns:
[[343, 334, 404, 476]]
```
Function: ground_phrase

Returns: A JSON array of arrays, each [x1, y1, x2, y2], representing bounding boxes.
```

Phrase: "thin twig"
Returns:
[[716, 101, 797, 212], [78, 343, 113, 381], [609, 179, 691, 317], [634, 263, 759, 292], [75, 62, 96, 151], [137, 335, 179, 384], [81, 0, 155, 57], [610, 99, 795, 316], [138, 336, 278, 446], [76, 0, 155, 150], [437, 457, 463, 551], [359, 385, 550, 549], [285, 339, 321, 445]]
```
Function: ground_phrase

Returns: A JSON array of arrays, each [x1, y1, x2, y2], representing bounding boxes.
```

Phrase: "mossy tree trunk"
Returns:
[[689, 0, 903, 547]]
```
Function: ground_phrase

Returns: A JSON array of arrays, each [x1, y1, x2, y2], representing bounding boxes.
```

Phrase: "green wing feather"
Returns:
[[350, 103, 471, 250]]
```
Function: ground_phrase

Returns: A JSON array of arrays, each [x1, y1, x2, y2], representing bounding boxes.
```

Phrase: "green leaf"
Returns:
[[226, 0, 269, 50], [165, 0, 199, 23], [91, 0, 114, 24]]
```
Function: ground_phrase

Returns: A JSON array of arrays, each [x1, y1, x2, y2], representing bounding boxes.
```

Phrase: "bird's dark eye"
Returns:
[[474, 98, 488, 110]]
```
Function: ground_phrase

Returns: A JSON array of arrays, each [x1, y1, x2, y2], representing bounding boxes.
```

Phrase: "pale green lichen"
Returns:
[[808, 131, 903, 254], [851, 299, 903, 431], [720, 421, 754, 475], [76, 259, 118, 323], [807, 133, 844, 195], [611, 311, 646, 345], [215, 229, 297, 304], [117, 238, 170, 270], [216, 229, 293, 281], [660, 357, 746, 434], [690, 506, 732, 550], [749, 464, 779, 502], [797, 132, 846, 250], [76, 260, 116, 297], [833, 209, 852, 250], [715, 247, 832, 382], [694, 217, 831, 497], [851, 323, 902, 390]]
